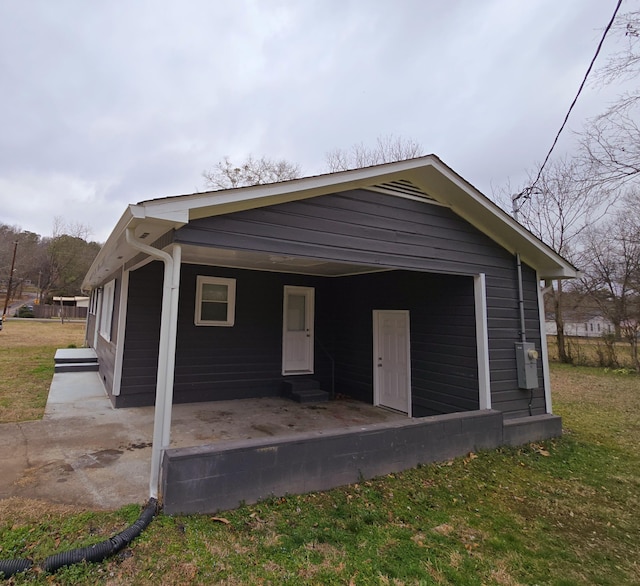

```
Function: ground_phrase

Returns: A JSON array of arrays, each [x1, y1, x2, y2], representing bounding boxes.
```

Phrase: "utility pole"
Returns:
[[2, 241, 18, 319]]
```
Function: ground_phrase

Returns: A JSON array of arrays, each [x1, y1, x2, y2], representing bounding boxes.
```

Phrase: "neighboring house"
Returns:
[[546, 313, 614, 337], [82, 156, 577, 513], [52, 295, 90, 309], [35, 296, 90, 319]]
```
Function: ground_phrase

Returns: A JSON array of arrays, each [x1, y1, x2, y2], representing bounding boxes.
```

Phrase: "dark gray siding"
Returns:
[[117, 261, 163, 406], [119, 189, 546, 417], [487, 263, 545, 419], [175, 190, 517, 276], [118, 262, 328, 407], [323, 271, 479, 416], [173, 265, 327, 405], [119, 265, 479, 413]]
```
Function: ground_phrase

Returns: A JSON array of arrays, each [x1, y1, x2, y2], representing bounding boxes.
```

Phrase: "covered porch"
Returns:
[[116, 232, 500, 510]]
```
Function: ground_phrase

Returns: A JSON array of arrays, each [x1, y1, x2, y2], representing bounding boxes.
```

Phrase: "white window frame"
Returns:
[[195, 276, 236, 327], [89, 289, 98, 315], [99, 279, 115, 341]]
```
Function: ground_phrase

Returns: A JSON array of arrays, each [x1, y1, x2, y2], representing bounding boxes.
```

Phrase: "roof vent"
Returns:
[[366, 179, 437, 202]]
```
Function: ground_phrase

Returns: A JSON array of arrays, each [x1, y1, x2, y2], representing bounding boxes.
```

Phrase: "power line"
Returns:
[[512, 0, 624, 215]]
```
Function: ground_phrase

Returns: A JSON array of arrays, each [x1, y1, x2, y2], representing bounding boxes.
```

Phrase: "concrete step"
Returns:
[[282, 378, 329, 404], [290, 388, 330, 404], [55, 362, 100, 373], [282, 378, 321, 394], [54, 348, 98, 365]]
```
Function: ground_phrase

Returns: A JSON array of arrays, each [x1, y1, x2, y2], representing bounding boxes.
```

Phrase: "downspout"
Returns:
[[125, 228, 181, 499], [516, 253, 527, 343]]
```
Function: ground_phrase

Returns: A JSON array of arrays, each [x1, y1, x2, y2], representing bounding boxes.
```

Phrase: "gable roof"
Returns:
[[82, 155, 578, 289]]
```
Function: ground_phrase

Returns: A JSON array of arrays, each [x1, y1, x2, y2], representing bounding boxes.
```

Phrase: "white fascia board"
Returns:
[[139, 156, 443, 220], [138, 206, 190, 224]]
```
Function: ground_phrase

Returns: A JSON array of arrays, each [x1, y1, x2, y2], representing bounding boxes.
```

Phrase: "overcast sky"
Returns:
[[0, 0, 635, 242]]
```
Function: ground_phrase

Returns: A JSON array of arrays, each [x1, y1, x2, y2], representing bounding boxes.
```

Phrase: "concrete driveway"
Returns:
[[0, 372, 152, 509], [0, 371, 402, 510]]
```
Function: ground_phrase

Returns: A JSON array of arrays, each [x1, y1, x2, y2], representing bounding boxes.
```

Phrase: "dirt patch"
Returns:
[[0, 496, 87, 519], [251, 423, 280, 436]]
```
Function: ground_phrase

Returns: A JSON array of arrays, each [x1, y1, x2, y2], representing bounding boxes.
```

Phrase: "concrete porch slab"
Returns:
[[0, 370, 405, 510]]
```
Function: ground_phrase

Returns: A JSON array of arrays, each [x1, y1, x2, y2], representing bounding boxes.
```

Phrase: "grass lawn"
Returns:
[[1, 322, 639, 584], [0, 320, 86, 422]]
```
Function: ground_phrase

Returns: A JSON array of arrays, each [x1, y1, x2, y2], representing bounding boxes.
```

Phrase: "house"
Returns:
[[82, 155, 577, 513], [546, 313, 614, 338], [35, 296, 90, 319]]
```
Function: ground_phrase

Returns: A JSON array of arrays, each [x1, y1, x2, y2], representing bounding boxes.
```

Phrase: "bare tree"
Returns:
[[39, 218, 100, 301], [325, 134, 423, 172], [203, 155, 301, 190], [514, 157, 615, 363], [580, 193, 640, 369], [0, 224, 48, 307], [581, 9, 640, 185]]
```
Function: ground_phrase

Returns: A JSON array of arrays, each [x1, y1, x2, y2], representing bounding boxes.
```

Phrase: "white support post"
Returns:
[[112, 269, 130, 396], [537, 273, 553, 413], [474, 273, 491, 410], [162, 244, 181, 449]]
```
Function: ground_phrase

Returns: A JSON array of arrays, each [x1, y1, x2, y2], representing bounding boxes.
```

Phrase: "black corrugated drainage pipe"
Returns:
[[0, 498, 157, 579]]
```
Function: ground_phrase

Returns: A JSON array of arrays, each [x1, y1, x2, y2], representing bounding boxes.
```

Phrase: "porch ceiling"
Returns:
[[180, 243, 390, 277]]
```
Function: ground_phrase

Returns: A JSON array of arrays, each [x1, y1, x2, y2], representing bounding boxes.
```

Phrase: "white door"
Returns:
[[373, 310, 411, 415], [282, 286, 314, 374]]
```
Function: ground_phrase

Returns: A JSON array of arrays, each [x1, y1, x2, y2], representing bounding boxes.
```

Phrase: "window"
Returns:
[[99, 280, 115, 341], [195, 276, 236, 326], [89, 289, 98, 315]]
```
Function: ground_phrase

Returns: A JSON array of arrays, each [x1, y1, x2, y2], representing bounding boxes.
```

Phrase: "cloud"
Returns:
[[0, 172, 120, 241], [0, 0, 631, 240]]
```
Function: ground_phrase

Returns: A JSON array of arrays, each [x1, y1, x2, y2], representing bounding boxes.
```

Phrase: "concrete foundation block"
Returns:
[[503, 414, 562, 446]]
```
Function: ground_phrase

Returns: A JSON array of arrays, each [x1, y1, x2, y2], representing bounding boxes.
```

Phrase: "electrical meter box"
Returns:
[[515, 342, 539, 390]]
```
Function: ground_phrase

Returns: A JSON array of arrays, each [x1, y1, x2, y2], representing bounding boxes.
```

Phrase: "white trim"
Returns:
[[98, 280, 115, 342], [474, 274, 491, 410], [112, 269, 129, 396], [537, 274, 553, 414], [372, 310, 412, 416], [182, 258, 394, 279], [282, 286, 315, 375], [124, 230, 182, 500], [194, 276, 236, 326], [91, 288, 101, 349]]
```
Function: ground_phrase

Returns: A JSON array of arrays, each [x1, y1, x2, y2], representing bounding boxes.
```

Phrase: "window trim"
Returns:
[[195, 276, 236, 327], [99, 279, 115, 341]]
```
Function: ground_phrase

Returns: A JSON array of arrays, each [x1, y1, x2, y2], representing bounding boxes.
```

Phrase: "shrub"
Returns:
[[15, 306, 34, 318]]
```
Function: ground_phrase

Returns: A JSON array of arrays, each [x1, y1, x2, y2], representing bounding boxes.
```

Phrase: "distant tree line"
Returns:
[[0, 218, 100, 309]]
